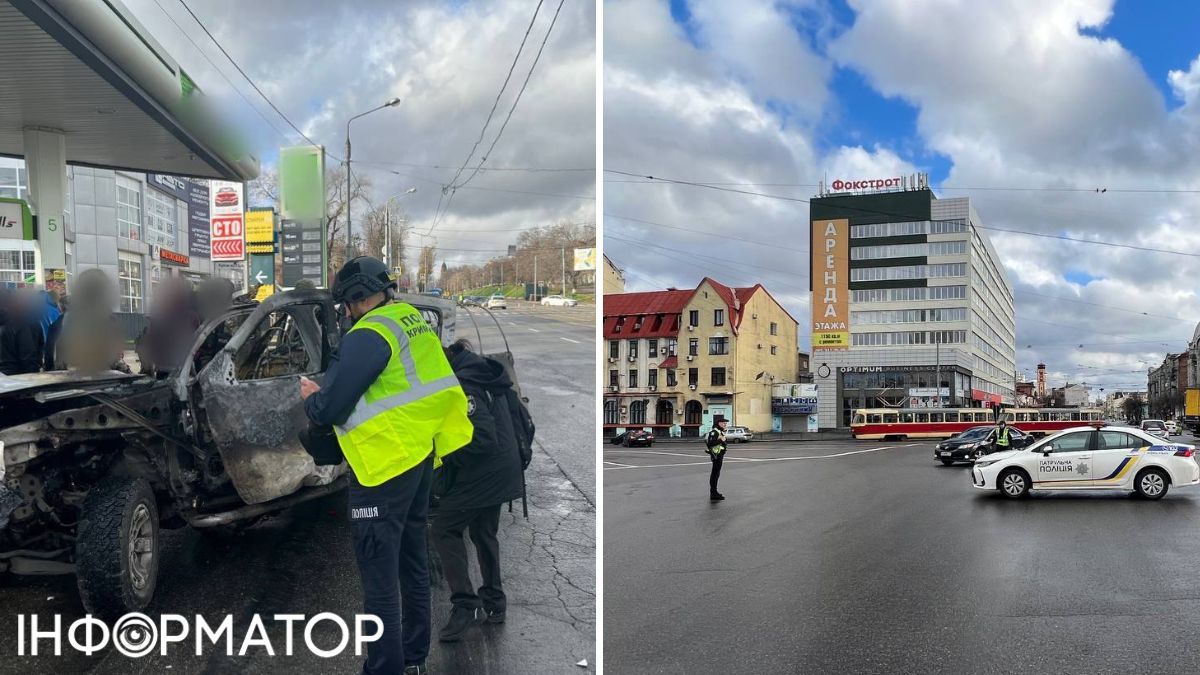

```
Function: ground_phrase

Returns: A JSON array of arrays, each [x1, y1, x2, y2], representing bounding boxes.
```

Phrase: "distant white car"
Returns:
[[971, 424, 1200, 500], [540, 295, 578, 307], [485, 294, 507, 310], [1166, 420, 1179, 435]]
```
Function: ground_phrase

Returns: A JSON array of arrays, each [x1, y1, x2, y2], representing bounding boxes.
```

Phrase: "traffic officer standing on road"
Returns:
[[705, 418, 729, 500], [300, 256, 473, 675]]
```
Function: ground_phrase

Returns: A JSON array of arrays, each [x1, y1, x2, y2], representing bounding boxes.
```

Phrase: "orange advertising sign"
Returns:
[[811, 218, 850, 350]]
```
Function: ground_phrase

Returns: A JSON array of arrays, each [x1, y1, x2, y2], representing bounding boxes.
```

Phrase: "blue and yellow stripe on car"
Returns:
[[1033, 449, 1144, 486]]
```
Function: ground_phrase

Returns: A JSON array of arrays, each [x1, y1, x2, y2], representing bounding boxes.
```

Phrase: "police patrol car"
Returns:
[[971, 423, 1200, 500]]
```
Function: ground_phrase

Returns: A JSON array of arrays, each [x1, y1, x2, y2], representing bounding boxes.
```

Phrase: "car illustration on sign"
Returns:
[[971, 424, 1200, 500], [214, 187, 239, 207]]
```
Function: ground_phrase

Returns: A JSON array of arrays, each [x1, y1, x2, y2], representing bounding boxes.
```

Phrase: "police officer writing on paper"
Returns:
[[431, 340, 525, 642], [705, 418, 729, 500], [299, 256, 473, 675]]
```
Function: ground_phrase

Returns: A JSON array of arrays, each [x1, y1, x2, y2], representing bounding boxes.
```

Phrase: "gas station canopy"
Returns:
[[0, 0, 259, 181]]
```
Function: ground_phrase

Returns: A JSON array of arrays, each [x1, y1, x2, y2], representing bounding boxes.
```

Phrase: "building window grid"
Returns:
[[118, 256, 143, 313], [850, 263, 965, 282], [711, 367, 726, 387], [850, 330, 967, 347], [851, 307, 968, 324], [143, 188, 178, 248], [850, 240, 967, 260], [116, 175, 143, 240], [849, 219, 967, 239]]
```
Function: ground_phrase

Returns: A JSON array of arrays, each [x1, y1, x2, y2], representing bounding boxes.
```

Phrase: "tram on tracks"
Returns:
[[850, 407, 1105, 440]]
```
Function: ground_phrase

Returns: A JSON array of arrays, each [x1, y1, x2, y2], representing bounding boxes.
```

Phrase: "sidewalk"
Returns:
[[425, 443, 595, 673]]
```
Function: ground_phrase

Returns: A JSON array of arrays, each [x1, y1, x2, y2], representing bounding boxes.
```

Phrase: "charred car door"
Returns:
[[189, 290, 341, 505]]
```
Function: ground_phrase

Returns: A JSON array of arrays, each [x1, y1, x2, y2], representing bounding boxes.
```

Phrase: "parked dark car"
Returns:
[[933, 425, 1032, 465], [611, 429, 654, 447]]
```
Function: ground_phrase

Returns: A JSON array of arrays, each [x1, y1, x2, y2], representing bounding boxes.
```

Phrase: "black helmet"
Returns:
[[331, 256, 395, 304]]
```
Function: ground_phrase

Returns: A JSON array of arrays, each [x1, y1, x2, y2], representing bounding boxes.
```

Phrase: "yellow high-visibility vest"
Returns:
[[334, 302, 473, 486]]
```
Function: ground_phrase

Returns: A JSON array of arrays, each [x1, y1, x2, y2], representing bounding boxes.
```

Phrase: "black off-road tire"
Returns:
[[75, 477, 160, 620]]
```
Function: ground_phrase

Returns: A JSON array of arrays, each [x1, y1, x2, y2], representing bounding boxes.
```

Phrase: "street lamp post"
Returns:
[[345, 97, 401, 258]]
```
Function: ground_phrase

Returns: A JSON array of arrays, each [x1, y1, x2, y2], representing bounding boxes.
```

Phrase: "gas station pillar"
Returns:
[[22, 127, 67, 289]]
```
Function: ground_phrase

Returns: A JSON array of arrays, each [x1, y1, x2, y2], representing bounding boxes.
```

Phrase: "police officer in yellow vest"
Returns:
[[300, 256, 472, 675], [988, 419, 1011, 453]]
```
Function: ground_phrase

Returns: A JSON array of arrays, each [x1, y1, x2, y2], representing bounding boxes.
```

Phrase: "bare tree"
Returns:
[[416, 245, 437, 291]]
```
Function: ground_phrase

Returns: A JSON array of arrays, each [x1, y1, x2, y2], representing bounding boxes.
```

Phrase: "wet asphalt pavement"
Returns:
[[604, 437, 1200, 674], [0, 301, 595, 674]]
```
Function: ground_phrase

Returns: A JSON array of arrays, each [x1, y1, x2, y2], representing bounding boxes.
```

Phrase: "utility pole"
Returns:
[[533, 255, 538, 301], [935, 335, 941, 409], [561, 246, 567, 295]]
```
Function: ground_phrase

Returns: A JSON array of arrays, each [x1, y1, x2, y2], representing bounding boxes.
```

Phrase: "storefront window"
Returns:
[[0, 249, 37, 283]]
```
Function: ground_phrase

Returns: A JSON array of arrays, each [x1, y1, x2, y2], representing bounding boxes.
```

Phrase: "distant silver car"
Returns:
[[540, 294, 578, 307], [485, 294, 507, 309], [725, 426, 753, 443]]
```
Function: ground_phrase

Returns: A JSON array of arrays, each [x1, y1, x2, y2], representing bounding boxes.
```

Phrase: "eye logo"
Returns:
[[112, 613, 158, 658]]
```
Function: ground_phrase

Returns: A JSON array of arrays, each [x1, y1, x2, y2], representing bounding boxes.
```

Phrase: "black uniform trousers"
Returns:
[[349, 454, 434, 675], [709, 452, 724, 493], [431, 504, 506, 612]]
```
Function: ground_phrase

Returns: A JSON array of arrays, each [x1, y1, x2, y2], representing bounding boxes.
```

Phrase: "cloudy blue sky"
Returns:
[[123, 0, 595, 269], [604, 0, 1200, 396]]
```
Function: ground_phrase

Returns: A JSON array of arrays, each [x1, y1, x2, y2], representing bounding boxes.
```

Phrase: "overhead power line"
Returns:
[[444, 0, 545, 190], [176, 0, 339, 159], [452, 0, 567, 191], [607, 177, 1200, 194], [605, 169, 1200, 258]]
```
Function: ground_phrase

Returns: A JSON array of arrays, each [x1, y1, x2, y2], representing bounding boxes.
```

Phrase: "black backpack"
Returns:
[[503, 388, 536, 469]]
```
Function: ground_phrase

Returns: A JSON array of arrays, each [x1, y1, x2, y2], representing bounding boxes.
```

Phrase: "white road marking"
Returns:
[[528, 328, 540, 332], [604, 445, 910, 470], [603, 461, 636, 468], [560, 337, 581, 343]]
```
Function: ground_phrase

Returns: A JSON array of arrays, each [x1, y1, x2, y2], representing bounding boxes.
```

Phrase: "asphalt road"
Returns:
[[0, 301, 595, 673], [605, 437, 1200, 675]]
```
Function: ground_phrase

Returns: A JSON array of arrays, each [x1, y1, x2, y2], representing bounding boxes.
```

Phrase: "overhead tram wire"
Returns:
[[451, 0, 567, 191], [432, 0, 569, 235], [176, 0, 342, 160], [443, 0, 545, 190], [606, 176, 1200, 194], [608, 209, 1199, 330], [605, 169, 1200, 259]]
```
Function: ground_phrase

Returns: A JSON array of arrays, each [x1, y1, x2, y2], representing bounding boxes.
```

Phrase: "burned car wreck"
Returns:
[[0, 289, 459, 618]]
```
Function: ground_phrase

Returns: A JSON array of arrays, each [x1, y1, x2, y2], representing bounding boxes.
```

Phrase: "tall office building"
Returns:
[[808, 175, 1016, 428]]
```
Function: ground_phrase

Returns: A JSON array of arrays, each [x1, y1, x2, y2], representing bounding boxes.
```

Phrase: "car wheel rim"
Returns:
[[974, 448, 985, 459], [1003, 474, 1024, 495], [1142, 474, 1164, 496], [128, 503, 153, 591]]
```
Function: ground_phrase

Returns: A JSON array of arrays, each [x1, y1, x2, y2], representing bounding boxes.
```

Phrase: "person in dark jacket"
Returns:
[[431, 339, 524, 642], [705, 418, 729, 500], [0, 290, 46, 375]]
